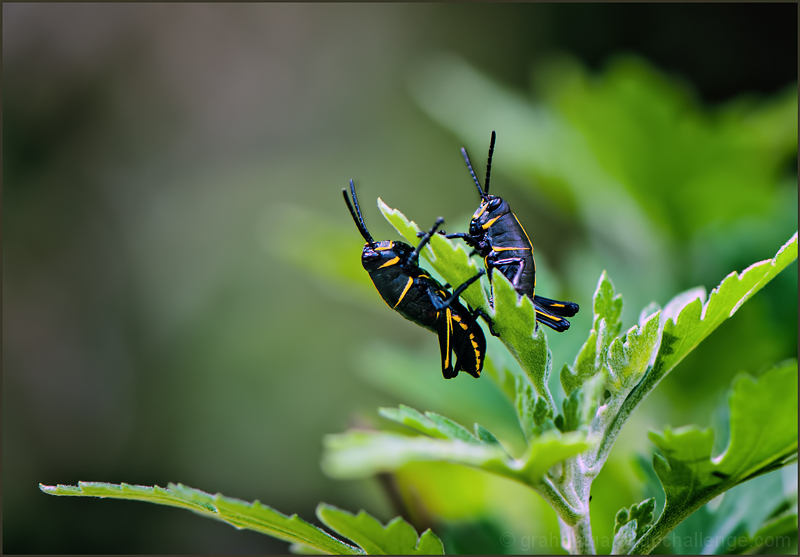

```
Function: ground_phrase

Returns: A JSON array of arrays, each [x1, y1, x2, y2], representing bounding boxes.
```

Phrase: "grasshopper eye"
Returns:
[[488, 198, 502, 210]]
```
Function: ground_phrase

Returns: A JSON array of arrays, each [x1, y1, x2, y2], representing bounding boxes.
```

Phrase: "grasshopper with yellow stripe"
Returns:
[[344, 181, 487, 379], [440, 132, 580, 332]]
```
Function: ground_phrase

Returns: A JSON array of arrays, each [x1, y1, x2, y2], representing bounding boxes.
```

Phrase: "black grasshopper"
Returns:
[[343, 180, 487, 379], [441, 132, 579, 332]]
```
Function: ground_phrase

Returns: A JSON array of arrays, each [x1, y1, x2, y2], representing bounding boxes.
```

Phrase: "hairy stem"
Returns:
[[551, 456, 595, 554], [559, 514, 596, 555]]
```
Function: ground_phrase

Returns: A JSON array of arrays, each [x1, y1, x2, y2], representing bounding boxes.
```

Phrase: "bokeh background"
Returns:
[[4, 3, 797, 554]]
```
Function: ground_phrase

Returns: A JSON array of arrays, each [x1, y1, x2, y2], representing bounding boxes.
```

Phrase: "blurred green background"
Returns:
[[4, 4, 797, 554]]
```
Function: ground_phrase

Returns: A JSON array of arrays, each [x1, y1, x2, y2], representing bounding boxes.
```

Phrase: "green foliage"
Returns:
[[407, 53, 797, 325], [39, 56, 797, 555], [39, 482, 443, 555], [316, 505, 444, 555], [600, 233, 799, 466], [612, 498, 655, 554], [322, 412, 588, 490], [379, 405, 485, 444], [631, 360, 798, 554], [40, 215, 796, 555], [653, 233, 797, 383], [658, 465, 798, 555], [561, 271, 623, 396], [535, 56, 798, 241], [40, 482, 363, 555]]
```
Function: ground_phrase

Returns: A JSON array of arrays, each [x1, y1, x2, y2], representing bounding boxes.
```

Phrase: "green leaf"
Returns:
[[517, 430, 591, 483], [491, 272, 554, 407], [39, 482, 364, 555], [661, 465, 797, 555], [605, 309, 660, 396], [322, 431, 511, 481], [593, 271, 624, 339], [322, 428, 588, 489], [600, 234, 798, 471], [613, 497, 655, 553], [561, 271, 657, 399], [560, 273, 613, 400], [558, 275, 661, 472], [631, 360, 799, 554], [378, 405, 481, 444], [560, 373, 604, 433], [355, 342, 525, 454], [537, 56, 798, 240], [611, 521, 637, 555], [649, 232, 797, 395], [652, 361, 798, 493], [316, 504, 444, 555], [474, 423, 501, 445]]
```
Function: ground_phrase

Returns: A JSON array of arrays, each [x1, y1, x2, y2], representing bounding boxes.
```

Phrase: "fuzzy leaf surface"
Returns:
[[612, 498, 655, 554], [611, 521, 637, 555], [562, 271, 622, 395]]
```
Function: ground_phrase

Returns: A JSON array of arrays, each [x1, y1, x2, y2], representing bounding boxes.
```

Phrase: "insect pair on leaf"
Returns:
[[344, 132, 579, 379]]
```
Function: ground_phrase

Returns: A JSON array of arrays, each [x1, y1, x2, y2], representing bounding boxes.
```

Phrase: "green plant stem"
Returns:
[[593, 370, 650, 472], [538, 477, 583, 525], [549, 457, 595, 554], [559, 514, 596, 555]]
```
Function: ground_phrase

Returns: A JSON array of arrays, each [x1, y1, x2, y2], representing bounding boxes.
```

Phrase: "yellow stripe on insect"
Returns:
[[470, 334, 481, 371], [450, 313, 469, 330], [536, 310, 563, 321], [375, 242, 394, 251], [393, 277, 414, 308], [512, 213, 534, 248], [445, 308, 452, 368], [492, 245, 530, 251], [482, 215, 501, 230], [378, 256, 400, 268]]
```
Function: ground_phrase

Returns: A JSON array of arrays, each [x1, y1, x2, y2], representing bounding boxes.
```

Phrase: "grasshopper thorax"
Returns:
[[469, 194, 510, 236]]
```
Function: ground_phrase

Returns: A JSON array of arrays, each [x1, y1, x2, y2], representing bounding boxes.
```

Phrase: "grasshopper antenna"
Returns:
[[484, 131, 496, 195], [461, 147, 487, 200], [343, 180, 375, 246]]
